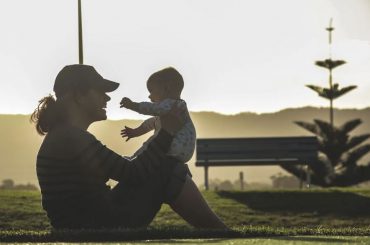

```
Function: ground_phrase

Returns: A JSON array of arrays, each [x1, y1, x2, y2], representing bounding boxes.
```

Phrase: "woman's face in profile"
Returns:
[[80, 89, 111, 122]]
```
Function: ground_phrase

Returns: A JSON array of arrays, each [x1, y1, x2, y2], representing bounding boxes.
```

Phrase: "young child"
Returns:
[[120, 67, 196, 163]]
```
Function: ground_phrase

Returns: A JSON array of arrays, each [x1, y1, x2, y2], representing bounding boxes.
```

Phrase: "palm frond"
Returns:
[[306, 85, 327, 98], [337, 85, 357, 95], [294, 121, 318, 135], [344, 144, 370, 166], [311, 84, 358, 100], [331, 85, 357, 99], [345, 134, 370, 151], [339, 119, 362, 134], [313, 119, 334, 139], [315, 59, 346, 70]]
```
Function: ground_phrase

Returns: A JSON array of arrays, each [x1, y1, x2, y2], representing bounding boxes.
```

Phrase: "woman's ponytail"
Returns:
[[30, 94, 58, 135]]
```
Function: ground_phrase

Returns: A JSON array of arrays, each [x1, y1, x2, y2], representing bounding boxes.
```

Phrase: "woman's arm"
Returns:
[[79, 108, 184, 185], [79, 129, 174, 185]]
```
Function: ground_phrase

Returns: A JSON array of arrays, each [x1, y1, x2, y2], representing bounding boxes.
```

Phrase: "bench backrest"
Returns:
[[196, 136, 318, 166]]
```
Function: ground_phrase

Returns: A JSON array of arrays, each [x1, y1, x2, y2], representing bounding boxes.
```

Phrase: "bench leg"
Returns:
[[299, 165, 311, 189], [204, 166, 209, 190], [299, 165, 303, 189], [306, 165, 311, 189]]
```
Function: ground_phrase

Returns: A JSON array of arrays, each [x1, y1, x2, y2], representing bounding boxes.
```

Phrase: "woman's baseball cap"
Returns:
[[53, 64, 119, 97]]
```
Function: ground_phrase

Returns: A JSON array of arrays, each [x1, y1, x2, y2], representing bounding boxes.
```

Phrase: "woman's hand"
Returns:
[[160, 102, 185, 135]]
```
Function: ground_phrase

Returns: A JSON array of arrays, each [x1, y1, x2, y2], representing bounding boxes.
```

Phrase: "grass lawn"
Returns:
[[1, 188, 370, 242], [1, 237, 370, 244]]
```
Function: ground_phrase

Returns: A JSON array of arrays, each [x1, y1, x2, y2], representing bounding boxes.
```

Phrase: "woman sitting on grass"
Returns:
[[31, 64, 227, 230]]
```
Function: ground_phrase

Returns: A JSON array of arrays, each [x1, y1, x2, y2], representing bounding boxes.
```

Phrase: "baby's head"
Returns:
[[146, 67, 184, 102]]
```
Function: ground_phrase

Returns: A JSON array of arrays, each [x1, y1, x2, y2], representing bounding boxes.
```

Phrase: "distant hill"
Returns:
[[1, 106, 370, 187]]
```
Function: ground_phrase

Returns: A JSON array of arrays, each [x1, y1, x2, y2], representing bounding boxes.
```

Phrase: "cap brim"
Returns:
[[99, 79, 120, 92]]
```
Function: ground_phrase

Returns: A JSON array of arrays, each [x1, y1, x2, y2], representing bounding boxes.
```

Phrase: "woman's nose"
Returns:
[[105, 93, 111, 102]]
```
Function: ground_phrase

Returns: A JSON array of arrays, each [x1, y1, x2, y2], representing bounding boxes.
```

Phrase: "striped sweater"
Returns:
[[36, 124, 173, 228]]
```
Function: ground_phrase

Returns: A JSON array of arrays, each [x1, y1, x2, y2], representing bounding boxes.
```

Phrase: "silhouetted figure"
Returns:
[[120, 67, 196, 165], [31, 64, 226, 229]]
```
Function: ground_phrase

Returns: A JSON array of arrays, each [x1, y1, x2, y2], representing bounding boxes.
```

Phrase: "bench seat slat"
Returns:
[[198, 153, 317, 159], [196, 136, 319, 166], [196, 158, 314, 166]]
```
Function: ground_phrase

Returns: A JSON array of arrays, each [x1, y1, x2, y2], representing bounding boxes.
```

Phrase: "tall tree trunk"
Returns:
[[329, 69, 334, 128]]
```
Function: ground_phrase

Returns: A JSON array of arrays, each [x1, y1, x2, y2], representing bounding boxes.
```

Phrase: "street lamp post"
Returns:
[[78, 0, 83, 64]]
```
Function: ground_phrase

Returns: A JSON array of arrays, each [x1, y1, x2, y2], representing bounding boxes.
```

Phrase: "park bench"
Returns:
[[195, 136, 319, 190]]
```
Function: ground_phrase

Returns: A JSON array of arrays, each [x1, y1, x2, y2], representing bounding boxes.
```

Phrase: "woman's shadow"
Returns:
[[217, 190, 370, 217]]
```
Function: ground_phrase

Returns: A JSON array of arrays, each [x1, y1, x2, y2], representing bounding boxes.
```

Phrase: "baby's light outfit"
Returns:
[[131, 99, 196, 163]]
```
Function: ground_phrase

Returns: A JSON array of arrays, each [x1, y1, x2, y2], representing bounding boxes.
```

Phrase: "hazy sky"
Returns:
[[1, 0, 370, 119]]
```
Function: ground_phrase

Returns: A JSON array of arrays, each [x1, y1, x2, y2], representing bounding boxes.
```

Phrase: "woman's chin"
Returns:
[[95, 109, 107, 121]]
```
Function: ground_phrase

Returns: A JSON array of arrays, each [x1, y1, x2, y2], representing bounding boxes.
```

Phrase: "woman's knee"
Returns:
[[163, 163, 191, 204]]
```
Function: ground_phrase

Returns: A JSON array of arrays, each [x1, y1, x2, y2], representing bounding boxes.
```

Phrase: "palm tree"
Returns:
[[280, 20, 370, 187], [280, 119, 370, 187]]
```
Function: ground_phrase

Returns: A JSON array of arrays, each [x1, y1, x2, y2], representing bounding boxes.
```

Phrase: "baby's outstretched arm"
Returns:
[[120, 97, 140, 111], [120, 117, 156, 141], [120, 126, 139, 141], [121, 97, 184, 117]]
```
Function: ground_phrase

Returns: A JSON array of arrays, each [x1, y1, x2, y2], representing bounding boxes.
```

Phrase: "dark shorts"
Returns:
[[103, 160, 191, 228]]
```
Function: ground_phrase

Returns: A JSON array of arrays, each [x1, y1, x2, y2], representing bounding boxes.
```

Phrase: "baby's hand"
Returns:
[[120, 126, 136, 141], [120, 97, 132, 108]]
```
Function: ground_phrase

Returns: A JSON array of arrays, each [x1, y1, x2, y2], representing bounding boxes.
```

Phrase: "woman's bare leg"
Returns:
[[169, 175, 228, 229]]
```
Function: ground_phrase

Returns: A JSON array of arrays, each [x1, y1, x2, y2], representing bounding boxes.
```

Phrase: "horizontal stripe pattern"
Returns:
[[37, 128, 173, 228]]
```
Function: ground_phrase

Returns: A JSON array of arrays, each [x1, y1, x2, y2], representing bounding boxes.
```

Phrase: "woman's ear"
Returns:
[[71, 91, 80, 105], [71, 90, 86, 105]]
